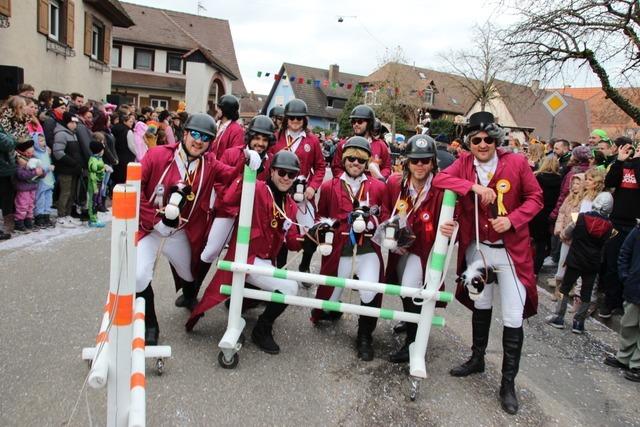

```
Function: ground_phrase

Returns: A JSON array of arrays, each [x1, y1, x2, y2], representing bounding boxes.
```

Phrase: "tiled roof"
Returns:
[[555, 87, 602, 101], [113, 2, 246, 94], [239, 93, 267, 117], [362, 62, 477, 115]]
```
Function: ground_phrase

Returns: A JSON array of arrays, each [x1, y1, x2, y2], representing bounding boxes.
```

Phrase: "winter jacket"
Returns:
[[52, 123, 83, 175], [619, 225, 640, 304], [0, 126, 17, 177], [530, 172, 562, 239], [551, 162, 590, 221], [605, 158, 640, 229], [42, 113, 63, 148], [111, 123, 136, 184], [564, 211, 613, 272], [32, 138, 55, 188], [75, 122, 93, 166], [14, 162, 39, 192]]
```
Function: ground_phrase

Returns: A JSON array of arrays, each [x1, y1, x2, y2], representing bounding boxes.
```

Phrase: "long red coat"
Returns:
[[267, 131, 326, 191], [432, 149, 543, 317], [312, 176, 390, 313], [384, 173, 445, 286], [186, 179, 303, 329], [330, 137, 392, 180], [138, 144, 242, 282], [213, 120, 244, 160]]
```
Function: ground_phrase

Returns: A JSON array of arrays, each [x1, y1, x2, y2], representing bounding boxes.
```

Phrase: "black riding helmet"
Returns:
[[184, 113, 217, 138], [343, 136, 372, 156], [271, 150, 301, 172], [350, 105, 375, 121], [246, 115, 276, 144], [284, 99, 308, 117], [405, 134, 437, 159], [217, 95, 240, 119], [268, 105, 285, 118]]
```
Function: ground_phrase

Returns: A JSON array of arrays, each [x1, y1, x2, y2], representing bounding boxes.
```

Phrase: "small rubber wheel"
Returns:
[[218, 351, 239, 369]]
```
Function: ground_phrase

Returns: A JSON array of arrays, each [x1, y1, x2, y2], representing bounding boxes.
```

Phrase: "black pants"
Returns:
[[533, 232, 551, 275], [560, 266, 597, 303], [601, 227, 631, 311], [0, 175, 15, 215]]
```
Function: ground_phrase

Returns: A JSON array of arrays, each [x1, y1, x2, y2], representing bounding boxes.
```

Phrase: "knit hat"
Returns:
[[572, 145, 592, 163], [16, 139, 34, 152], [90, 140, 104, 155], [62, 112, 79, 126], [51, 96, 67, 110], [592, 192, 613, 217], [591, 129, 610, 143], [613, 136, 633, 148]]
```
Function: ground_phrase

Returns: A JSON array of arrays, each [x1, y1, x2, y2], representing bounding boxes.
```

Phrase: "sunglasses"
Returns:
[[287, 116, 303, 122], [346, 156, 367, 165], [351, 119, 366, 125], [470, 136, 496, 145], [275, 169, 297, 179], [189, 130, 213, 143], [409, 158, 431, 165]]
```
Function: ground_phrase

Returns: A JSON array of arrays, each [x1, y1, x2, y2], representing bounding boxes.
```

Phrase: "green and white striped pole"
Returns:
[[217, 261, 454, 304], [219, 285, 447, 326], [410, 189, 457, 378], [218, 166, 255, 360]]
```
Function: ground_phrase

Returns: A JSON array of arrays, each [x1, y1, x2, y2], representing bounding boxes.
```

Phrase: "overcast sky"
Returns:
[[125, 0, 599, 94]]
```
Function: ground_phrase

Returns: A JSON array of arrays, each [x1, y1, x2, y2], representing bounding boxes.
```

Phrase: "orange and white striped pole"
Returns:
[[126, 163, 142, 231], [129, 297, 146, 427]]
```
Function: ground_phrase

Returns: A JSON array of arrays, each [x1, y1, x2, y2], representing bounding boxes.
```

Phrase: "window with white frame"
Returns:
[[167, 53, 183, 73], [111, 45, 121, 67], [134, 48, 154, 70], [48, 0, 60, 40], [425, 87, 435, 105], [364, 90, 379, 106], [91, 23, 103, 59], [150, 99, 168, 110]]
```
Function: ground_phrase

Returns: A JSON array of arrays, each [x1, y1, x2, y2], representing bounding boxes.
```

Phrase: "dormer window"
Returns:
[[425, 86, 435, 105]]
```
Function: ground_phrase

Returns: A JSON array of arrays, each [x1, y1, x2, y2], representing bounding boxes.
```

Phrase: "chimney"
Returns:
[[530, 79, 540, 94], [329, 64, 339, 83]]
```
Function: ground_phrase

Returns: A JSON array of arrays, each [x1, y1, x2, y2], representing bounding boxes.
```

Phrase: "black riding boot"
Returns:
[[252, 299, 288, 354], [500, 326, 523, 415], [137, 285, 159, 346], [175, 260, 210, 308], [356, 297, 380, 361], [450, 308, 492, 376], [390, 298, 420, 363], [178, 280, 199, 311]]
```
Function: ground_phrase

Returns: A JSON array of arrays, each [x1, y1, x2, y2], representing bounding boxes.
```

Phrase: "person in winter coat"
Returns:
[[433, 111, 543, 415], [42, 96, 67, 148], [604, 222, 640, 382], [13, 139, 44, 231], [550, 145, 592, 222], [530, 156, 562, 274], [87, 140, 106, 227], [547, 192, 614, 334], [311, 136, 390, 361], [0, 96, 32, 237], [52, 112, 82, 227], [32, 133, 55, 228], [111, 114, 136, 185], [211, 95, 244, 159], [157, 110, 176, 145]]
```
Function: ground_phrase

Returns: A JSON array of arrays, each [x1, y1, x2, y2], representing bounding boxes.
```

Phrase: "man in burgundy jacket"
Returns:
[[211, 95, 244, 159], [434, 111, 542, 415]]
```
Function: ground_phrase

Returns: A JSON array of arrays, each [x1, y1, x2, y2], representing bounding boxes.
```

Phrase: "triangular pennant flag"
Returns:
[[298, 77, 305, 84], [330, 82, 336, 88], [306, 79, 312, 84], [289, 76, 296, 82], [257, 71, 262, 77], [418, 90, 424, 97], [265, 72, 270, 77], [282, 75, 287, 80], [346, 83, 353, 89], [314, 80, 321, 88], [339, 83, 345, 87], [274, 74, 281, 81], [323, 80, 329, 87]]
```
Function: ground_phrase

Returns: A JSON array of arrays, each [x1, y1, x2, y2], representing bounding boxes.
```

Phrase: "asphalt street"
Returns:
[[1, 225, 639, 426]]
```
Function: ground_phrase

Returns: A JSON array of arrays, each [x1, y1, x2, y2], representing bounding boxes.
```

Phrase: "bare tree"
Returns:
[[502, 0, 640, 125], [439, 24, 513, 111]]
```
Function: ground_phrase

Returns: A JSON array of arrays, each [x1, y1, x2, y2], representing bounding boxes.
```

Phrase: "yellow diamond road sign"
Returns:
[[543, 91, 568, 116]]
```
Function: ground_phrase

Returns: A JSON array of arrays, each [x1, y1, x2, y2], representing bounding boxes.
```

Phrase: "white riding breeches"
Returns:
[[296, 199, 316, 230], [466, 242, 526, 328], [329, 252, 380, 304], [200, 217, 235, 263], [396, 253, 424, 289], [136, 229, 193, 292], [247, 257, 298, 296]]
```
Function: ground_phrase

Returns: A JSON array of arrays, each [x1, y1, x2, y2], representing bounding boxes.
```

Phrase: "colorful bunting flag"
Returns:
[[313, 80, 321, 88], [323, 80, 329, 87], [347, 83, 353, 89], [257, 71, 262, 77], [255, 70, 363, 92], [298, 77, 305, 84], [274, 74, 280, 81], [306, 79, 312, 84], [289, 76, 296, 82]]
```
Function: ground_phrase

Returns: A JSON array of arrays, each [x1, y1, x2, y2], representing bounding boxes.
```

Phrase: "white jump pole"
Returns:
[[218, 166, 255, 361], [126, 163, 142, 231], [129, 297, 146, 427], [409, 189, 457, 378]]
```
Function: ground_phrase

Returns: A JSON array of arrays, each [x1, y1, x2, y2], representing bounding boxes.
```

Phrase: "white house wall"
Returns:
[[0, 0, 113, 101]]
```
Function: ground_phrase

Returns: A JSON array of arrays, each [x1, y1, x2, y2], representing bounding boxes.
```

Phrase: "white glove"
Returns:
[[244, 148, 262, 171], [104, 165, 114, 173], [153, 221, 174, 237], [368, 161, 383, 179]]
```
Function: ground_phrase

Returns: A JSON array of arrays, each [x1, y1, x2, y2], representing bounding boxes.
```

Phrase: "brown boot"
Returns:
[[4, 214, 14, 234], [553, 279, 562, 302]]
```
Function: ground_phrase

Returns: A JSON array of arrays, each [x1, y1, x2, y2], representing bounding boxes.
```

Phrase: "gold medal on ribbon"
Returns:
[[186, 192, 195, 202], [395, 199, 409, 216], [495, 179, 511, 216], [271, 218, 278, 228]]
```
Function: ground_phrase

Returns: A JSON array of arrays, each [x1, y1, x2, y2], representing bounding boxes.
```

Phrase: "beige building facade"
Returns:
[[0, 0, 133, 101]]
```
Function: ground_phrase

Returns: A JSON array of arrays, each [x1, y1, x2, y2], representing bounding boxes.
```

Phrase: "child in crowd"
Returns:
[[32, 133, 55, 228], [87, 140, 105, 228], [579, 167, 606, 213], [13, 139, 44, 232], [547, 192, 614, 333], [553, 173, 585, 300], [604, 221, 640, 382]]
